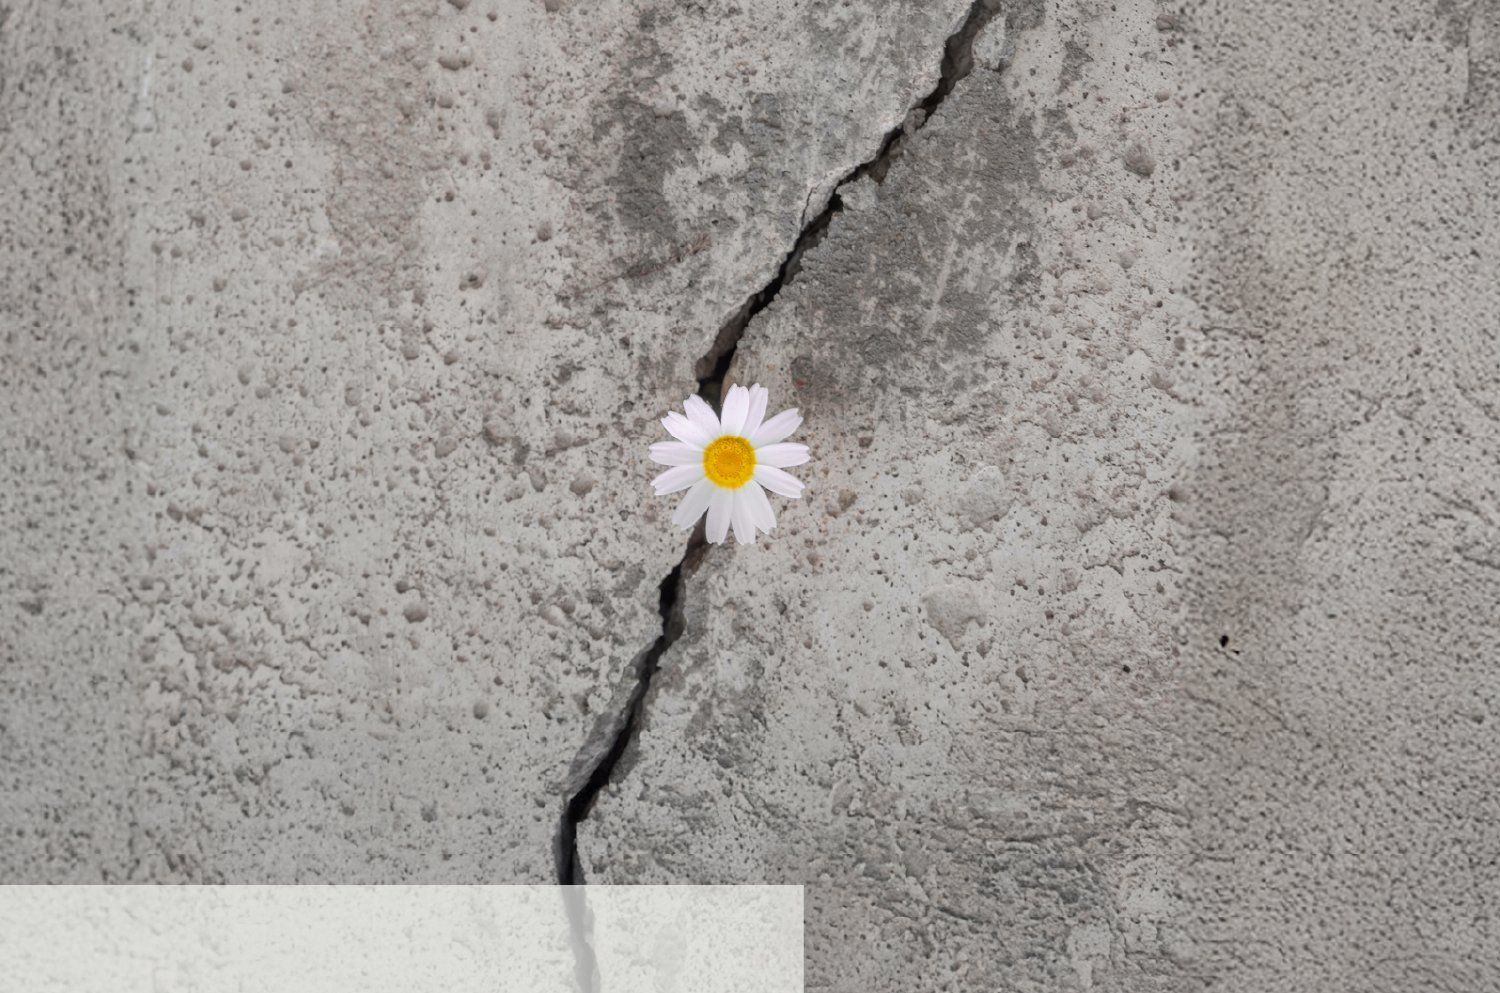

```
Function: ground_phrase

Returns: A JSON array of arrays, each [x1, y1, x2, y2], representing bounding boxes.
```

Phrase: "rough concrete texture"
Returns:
[[580, 1, 1500, 990], [4, 0, 1500, 988], [1, 0, 966, 882]]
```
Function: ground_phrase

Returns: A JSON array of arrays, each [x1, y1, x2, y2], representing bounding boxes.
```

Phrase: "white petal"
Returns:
[[651, 464, 705, 495], [741, 384, 769, 439], [754, 442, 810, 468], [684, 395, 722, 437], [745, 481, 777, 533], [649, 440, 702, 466], [662, 411, 712, 447], [753, 464, 804, 497], [705, 488, 734, 544], [672, 479, 716, 530], [749, 408, 802, 446], [731, 487, 757, 545], [719, 384, 750, 436]]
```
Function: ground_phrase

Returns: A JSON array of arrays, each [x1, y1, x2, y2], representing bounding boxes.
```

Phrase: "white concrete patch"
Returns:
[[1, 886, 803, 993]]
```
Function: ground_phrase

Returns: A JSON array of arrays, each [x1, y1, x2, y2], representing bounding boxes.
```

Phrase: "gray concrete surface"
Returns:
[[580, 1, 1500, 990], [0, 0, 966, 881], [5, 0, 1500, 989]]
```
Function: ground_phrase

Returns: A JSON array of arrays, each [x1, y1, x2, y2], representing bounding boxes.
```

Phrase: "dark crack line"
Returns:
[[554, 0, 1004, 887], [692, 0, 1004, 403], [555, 559, 690, 884]]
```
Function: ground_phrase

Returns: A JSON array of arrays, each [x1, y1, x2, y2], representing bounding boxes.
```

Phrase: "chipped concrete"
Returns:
[[6, 0, 1500, 990]]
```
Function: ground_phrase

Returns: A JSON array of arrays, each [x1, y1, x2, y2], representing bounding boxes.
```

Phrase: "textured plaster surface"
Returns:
[[1, 0, 964, 882], [581, 1, 1500, 991], [584, 5, 1209, 990], [6, 0, 1500, 990]]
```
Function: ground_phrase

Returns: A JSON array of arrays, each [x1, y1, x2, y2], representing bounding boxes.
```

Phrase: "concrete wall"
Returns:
[[4, 0, 1499, 989]]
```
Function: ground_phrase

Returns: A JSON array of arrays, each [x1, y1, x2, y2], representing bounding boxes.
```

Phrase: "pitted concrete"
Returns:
[[1172, 2, 1500, 989], [581, 6, 1207, 989], [6, 0, 1500, 990], [579, 1, 1500, 991], [0, 0, 964, 882]]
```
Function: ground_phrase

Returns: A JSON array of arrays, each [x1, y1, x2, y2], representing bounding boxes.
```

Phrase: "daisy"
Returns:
[[648, 383, 810, 545]]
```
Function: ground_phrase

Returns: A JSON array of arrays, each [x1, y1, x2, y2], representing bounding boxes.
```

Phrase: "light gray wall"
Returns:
[[4, 0, 1498, 990]]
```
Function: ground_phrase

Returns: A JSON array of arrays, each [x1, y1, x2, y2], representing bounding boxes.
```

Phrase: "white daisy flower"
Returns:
[[648, 383, 810, 545]]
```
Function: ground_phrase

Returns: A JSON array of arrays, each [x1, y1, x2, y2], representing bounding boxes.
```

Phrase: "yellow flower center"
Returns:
[[702, 435, 755, 489]]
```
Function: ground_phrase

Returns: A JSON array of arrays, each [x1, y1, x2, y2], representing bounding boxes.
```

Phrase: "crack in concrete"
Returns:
[[693, 1, 1005, 404], [555, 559, 689, 884], [553, 0, 1006, 888]]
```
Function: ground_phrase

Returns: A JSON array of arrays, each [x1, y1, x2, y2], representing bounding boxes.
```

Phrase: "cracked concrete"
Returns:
[[1, 0, 965, 882], [581, 8, 1206, 990], [558, 0, 1004, 887], [7, 0, 1500, 990], [578, 1, 1500, 991]]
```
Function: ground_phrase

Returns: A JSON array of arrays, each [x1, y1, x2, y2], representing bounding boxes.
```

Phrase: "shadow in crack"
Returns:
[[553, 0, 1007, 887], [555, 544, 694, 884]]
